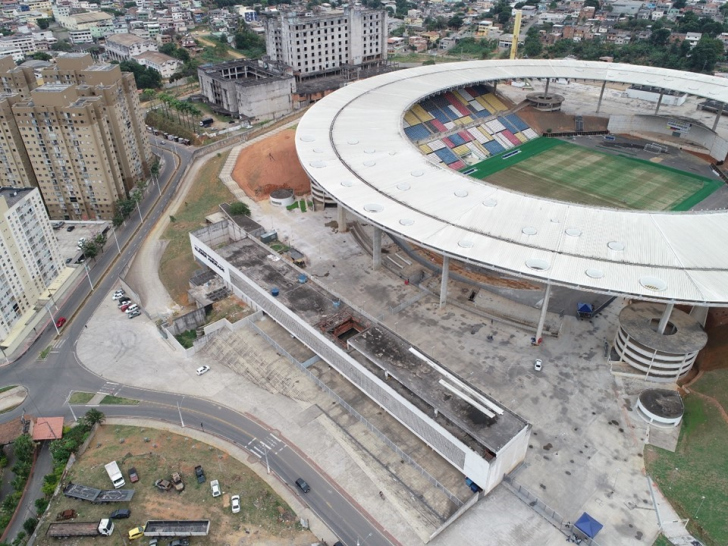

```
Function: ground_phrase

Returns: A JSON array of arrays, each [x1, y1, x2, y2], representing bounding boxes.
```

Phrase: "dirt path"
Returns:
[[194, 34, 245, 58], [125, 150, 222, 318]]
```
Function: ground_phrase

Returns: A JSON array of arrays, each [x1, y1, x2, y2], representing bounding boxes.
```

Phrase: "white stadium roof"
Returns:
[[295, 60, 728, 306]]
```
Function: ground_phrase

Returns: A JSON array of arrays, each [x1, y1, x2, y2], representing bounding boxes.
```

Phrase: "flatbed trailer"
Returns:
[[143, 520, 211, 537]]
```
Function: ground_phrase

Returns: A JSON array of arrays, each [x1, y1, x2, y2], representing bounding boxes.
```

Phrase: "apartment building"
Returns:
[[134, 51, 182, 78], [263, 6, 388, 79], [0, 53, 151, 220], [0, 187, 62, 340], [105, 33, 158, 61]]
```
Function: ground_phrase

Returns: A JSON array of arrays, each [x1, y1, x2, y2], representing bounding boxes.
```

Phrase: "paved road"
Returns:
[[0, 140, 394, 546]]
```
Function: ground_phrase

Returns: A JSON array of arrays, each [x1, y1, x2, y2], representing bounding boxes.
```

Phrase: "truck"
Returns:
[[171, 472, 184, 492], [46, 519, 114, 538], [143, 520, 210, 537], [199, 117, 214, 127], [105, 461, 125, 489]]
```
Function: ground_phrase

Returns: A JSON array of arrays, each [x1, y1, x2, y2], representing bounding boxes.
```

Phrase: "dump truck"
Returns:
[[105, 461, 125, 489], [143, 520, 210, 537], [46, 519, 114, 538]]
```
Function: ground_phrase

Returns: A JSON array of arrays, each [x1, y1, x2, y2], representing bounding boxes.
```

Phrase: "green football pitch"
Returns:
[[461, 138, 723, 211]]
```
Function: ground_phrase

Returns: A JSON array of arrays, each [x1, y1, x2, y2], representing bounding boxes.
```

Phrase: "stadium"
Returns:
[[295, 59, 728, 380]]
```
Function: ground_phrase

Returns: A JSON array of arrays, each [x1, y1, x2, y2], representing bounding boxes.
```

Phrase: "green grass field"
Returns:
[[462, 139, 722, 211]]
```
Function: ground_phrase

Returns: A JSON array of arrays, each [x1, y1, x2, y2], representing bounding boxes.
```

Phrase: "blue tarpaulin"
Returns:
[[574, 512, 603, 538], [577, 303, 593, 313]]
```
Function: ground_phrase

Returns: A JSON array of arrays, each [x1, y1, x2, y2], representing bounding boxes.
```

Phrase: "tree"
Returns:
[[650, 28, 671, 46], [229, 202, 251, 216], [22, 517, 38, 535], [82, 409, 105, 427], [51, 40, 72, 52], [13, 434, 34, 463], [119, 59, 161, 89], [448, 15, 464, 29], [37, 18, 52, 29], [524, 28, 542, 57], [30, 52, 52, 61], [688, 36, 724, 72], [159, 43, 177, 55]]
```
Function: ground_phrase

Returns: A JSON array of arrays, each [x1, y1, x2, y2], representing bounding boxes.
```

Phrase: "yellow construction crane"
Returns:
[[509, 9, 522, 60]]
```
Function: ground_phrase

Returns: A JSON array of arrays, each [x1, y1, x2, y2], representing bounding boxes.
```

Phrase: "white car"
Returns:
[[125, 304, 139, 314], [534, 359, 543, 372], [231, 494, 240, 513], [196, 365, 211, 376], [77, 238, 86, 248], [112, 291, 125, 300], [210, 479, 221, 497]]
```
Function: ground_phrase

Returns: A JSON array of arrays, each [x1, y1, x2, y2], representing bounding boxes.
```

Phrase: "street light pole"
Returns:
[[696, 495, 706, 518], [113, 228, 121, 255], [47, 304, 60, 335], [136, 200, 143, 223], [83, 263, 94, 291]]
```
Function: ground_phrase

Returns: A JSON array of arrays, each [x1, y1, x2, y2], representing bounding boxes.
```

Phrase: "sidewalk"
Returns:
[[648, 477, 702, 546]]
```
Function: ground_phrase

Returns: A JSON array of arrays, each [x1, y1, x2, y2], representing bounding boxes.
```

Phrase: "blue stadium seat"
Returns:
[[434, 147, 459, 164], [484, 140, 506, 155], [506, 114, 529, 132], [448, 133, 466, 147], [405, 124, 432, 140]]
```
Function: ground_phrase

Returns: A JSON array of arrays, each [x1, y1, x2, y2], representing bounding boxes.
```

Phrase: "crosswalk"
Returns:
[[50, 338, 67, 352], [246, 433, 286, 459], [99, 381, 121, 396]]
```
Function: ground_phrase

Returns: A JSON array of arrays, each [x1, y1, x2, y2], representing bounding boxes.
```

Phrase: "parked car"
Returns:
[[66, 225, 75, 232], [128, 526, 145, 540], [110, 509, 131, 519], [55, 317, 66, 328], [112, 290, 125, 300], [231, 494, 240, 514], [196, 365, 210, 376], [65, 258, 72, 264], [154, 479, 172, 491], [128, 467, 139, 483], [52, 221, 65, 230], [168, 539, 189, 546], [125, 304, 140, 314], [128, 310, 141, 319], [77, 238, 86, 248], [194, 465, 205, 483], [295, 478, 310, 493], [120, 304, 131, 312], [534, 359, 543, 372], [210, 479, 221, 497], [117, 297, 131, 306]]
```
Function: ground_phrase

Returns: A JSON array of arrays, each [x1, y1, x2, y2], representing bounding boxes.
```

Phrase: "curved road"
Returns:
[[0, 140, 394, 546]]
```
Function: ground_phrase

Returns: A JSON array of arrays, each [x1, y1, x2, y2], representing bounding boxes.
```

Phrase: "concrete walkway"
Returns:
[[648, 477, 702, 546], [7, 442, 52, 545], [0, 387, 27, 413]]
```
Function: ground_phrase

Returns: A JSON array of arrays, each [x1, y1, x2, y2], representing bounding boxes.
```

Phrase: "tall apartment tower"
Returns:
[[0, 93, 38, 189], [0, 53, 152, 220], [263, 7, 387, 79], [0, 187, 62, 340]]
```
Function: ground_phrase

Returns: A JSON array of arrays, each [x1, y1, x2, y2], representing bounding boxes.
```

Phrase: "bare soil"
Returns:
[[231, 129, 310, 201], [37, 425, 316, 546], [517, 107, 609, 134]]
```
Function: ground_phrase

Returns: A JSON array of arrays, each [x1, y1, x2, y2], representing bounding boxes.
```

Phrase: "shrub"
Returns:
[[34, 498, 48, 514], [229, 202, 250, 216]]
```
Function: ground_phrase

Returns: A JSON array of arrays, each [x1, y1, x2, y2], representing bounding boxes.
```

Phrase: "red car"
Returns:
[[55, 317, 66, 328], [120, 303, 130, 312]]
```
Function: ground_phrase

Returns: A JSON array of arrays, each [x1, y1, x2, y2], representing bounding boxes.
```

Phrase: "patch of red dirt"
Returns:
[[232, 128, 310, 201]]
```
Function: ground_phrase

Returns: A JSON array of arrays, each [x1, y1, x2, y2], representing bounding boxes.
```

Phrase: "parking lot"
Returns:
[[52, 221, 110, 264]]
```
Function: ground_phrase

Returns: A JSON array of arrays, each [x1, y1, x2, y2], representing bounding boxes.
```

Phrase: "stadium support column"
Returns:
[[337, 205, 348, 233], [657, 303, 674, 334], [544, 78, 550, 95], [534, 284, 551, 345], [654, 90, 664, 115], [440, 256, 449, 308], [690, 305, 708, 327], [713, 103, 724, 131], [596, 81, 606, 114], [372, 227, 382, 269]]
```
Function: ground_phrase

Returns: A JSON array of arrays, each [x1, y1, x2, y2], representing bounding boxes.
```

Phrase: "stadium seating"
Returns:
[[402, 85, 540, 170]]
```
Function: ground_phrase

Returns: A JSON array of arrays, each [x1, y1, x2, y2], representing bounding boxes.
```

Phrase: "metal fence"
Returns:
[[502, 476, 603, 545], [247, 321, 464, 508]]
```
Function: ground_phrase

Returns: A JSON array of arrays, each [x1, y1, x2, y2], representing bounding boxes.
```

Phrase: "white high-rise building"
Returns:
[[0, 187, 62, 340], [263, 6, 387, 79]]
